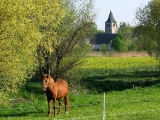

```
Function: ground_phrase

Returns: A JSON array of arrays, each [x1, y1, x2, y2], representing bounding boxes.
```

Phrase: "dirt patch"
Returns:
[[90, 51, 149, 57], [111, 51, 149, 57], [9, 98, 30, 104]]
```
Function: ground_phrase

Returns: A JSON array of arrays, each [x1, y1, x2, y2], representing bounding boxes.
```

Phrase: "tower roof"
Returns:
[[105, 10, 116, 23]]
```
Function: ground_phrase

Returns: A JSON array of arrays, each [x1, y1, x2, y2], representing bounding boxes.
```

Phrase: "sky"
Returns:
[[94, 0, 152, 31]]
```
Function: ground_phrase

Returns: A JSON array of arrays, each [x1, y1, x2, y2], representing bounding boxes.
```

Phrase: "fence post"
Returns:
[[102, 92, 106, 120]]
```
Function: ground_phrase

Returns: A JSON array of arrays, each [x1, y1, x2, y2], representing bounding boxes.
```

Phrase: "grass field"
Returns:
[[1, 57, 160, 119]]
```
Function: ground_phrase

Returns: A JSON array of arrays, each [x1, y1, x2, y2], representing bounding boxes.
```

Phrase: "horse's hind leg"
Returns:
[[64, 95, 69, 113], [58, 99, 62, 114]]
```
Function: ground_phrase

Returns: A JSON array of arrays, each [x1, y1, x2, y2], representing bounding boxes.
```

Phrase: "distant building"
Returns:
[[93, 10, 118, 50], [105, 10, 118, 34]]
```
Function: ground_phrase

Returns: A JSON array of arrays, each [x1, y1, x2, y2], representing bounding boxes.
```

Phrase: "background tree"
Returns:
[[119, 22, 137, 51], [119, 22, 132, 40], [37, 0, 97, 88], [0, 0, 65, 93], [135, 0, 160, 69], [111, 32, 128, 52], [101, 44, 108, 55], [97, 30, 105, 33], [132, 26, 145, 51], [128, 42, 138, 51]]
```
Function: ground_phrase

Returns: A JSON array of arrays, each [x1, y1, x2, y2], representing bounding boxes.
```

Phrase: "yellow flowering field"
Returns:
[[77, 57, 158, 77], [81, 57, 157, 69]]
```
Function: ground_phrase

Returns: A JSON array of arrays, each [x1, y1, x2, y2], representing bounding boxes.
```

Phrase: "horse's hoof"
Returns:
[[48, 114, 50, 116], [65, 111, 68, 114]]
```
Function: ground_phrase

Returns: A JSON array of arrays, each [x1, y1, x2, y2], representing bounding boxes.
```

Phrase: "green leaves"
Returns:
[[0, 0, 65, 93], [112, 33, 127, 52], [101, 44, 108, 55], [135, 0, 160, 56], [0, 0, 97, 93]]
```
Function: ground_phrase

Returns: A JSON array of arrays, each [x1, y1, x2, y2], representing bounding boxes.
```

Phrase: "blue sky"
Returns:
[[94, 0, 151, 31]]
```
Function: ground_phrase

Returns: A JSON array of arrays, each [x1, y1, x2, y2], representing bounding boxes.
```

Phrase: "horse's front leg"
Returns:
[[47, 100, 51, 116], [58, 99, 62, 114], [53, 98, 56, 117]]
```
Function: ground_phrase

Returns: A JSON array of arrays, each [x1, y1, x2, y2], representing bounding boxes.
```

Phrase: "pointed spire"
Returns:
[[106, 10, 116, 23]]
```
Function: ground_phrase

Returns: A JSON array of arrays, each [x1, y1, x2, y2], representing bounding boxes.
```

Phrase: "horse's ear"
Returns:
[[49, 69, 50, 76]]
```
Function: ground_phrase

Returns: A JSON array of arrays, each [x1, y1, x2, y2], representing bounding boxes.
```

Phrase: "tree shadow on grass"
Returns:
[[81, 71, 160, 93]]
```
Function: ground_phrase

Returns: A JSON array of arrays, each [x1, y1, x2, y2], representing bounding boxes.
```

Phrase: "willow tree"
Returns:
[[37, 0, 97, 86], [0, 0, 65, 94], [135, 0, 160, 70]]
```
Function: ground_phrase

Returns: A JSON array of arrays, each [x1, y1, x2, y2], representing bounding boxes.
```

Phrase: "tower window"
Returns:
[[106, 24, 110, 28], [107, 24, 109, 27]]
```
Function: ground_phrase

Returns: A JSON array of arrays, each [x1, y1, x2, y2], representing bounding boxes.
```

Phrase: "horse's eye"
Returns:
[[43, 80, 48, 83]]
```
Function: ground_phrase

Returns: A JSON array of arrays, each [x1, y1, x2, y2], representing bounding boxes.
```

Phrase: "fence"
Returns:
[[1, 92, 160, 120]]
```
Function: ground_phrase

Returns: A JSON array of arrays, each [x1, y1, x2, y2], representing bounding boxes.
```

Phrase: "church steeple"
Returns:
[[106, 10, 116, 23], [105, 10, 118, 34]]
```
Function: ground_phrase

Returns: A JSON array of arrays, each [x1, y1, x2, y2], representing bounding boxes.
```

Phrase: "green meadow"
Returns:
[[1, 57, 160, 120]]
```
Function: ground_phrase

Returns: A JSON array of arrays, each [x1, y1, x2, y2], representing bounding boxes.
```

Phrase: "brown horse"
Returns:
[[42, 74, 69, 117]]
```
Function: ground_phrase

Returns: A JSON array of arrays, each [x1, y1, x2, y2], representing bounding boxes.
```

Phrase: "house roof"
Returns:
[[95, 33, 117, 44], [105, 10, 116, 23]]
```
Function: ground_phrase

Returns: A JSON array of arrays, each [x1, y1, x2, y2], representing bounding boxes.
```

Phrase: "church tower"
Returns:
[[105, 10, 118, 34]]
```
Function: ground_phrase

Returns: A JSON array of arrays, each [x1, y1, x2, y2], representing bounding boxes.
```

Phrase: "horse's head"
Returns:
[[42, 74, 52, 91]]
